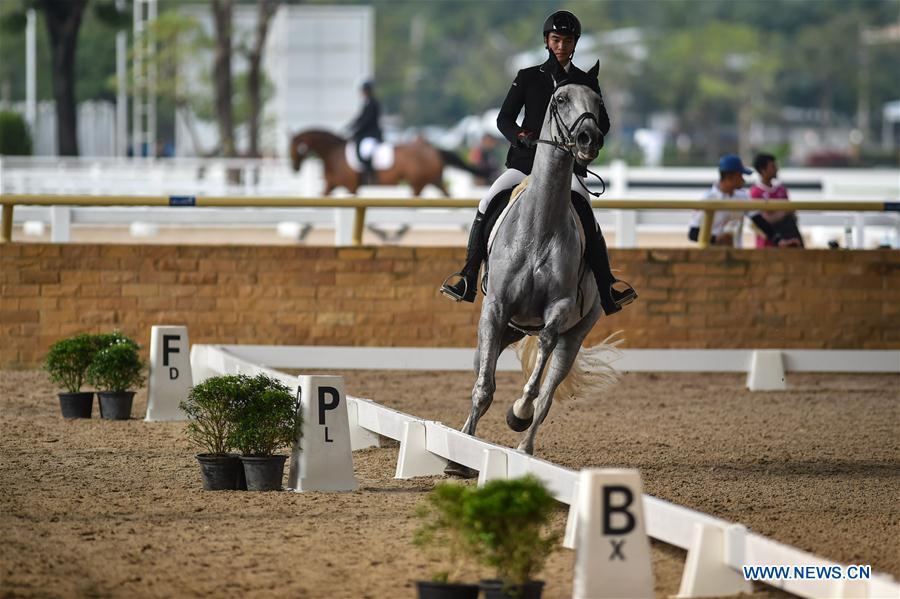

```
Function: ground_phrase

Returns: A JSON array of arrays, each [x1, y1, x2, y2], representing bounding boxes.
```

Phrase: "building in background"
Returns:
[[175, 4, 373, 158]]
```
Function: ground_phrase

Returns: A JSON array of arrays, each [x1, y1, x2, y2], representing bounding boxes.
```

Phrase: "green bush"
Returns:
[[414, 483, 474, 583], [43, 333, 101, 393], [87, 341, 145, 392], [0, 110, 33, 156], [461, 475, 559, 586], [228, 374, 301, 457], [179, 375, 244, 455]]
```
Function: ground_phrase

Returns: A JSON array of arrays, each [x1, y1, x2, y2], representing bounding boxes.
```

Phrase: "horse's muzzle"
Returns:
[[575, 126, 601, 164]]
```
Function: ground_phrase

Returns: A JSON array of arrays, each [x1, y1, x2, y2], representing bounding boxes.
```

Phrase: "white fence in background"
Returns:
[[189, 343, 900, 599], [2, 156, 898, 247]]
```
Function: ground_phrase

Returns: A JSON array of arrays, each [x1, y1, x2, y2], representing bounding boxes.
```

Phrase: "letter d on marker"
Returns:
[[573, 469, 653, 599]]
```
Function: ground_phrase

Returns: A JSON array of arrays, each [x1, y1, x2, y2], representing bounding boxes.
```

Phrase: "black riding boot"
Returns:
[[440, 211, 487, 302], [571, 193, 638, 315], [360, 159, 376, 186]]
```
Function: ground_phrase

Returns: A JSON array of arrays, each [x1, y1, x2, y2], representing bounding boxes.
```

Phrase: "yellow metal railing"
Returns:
[[0, 193, 896, 248]]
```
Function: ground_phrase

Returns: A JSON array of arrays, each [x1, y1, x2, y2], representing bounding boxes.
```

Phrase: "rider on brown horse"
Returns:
[[440, 10, 637, 316], [348, 80, 383, 186]]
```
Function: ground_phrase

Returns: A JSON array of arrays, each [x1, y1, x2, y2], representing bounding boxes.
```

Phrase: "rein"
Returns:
[[534, 94, 606, 198]]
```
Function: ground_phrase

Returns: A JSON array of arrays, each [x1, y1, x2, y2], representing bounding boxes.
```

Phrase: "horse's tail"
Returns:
[[438, 149, 490, 178], [515, 332, 623, 401]]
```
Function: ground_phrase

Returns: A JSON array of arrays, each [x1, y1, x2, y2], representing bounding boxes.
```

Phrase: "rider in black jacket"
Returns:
[[441, 10, 637, 315], [349, 80, 383, 185]]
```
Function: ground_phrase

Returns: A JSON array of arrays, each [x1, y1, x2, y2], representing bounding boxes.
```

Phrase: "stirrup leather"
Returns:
[[440, 272, 469, 302]]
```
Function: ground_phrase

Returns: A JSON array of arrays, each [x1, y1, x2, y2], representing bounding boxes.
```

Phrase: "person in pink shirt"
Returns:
[[750, 153, 803, 247]]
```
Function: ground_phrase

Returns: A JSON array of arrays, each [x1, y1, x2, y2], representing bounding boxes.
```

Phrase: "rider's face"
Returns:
[[546, 33, 576, 66]]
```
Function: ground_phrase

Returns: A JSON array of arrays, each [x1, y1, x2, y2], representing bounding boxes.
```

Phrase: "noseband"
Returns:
[[534, 91, 606, 197]]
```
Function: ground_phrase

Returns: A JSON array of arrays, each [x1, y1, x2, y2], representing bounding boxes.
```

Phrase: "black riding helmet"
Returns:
[[542, 10, 581, 41]]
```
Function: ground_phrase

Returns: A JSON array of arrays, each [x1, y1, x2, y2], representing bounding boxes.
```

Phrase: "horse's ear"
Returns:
[[587, 60, 599, 80]]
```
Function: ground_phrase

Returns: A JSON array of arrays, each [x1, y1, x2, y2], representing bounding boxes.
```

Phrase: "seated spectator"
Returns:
[[688, 154, 782, 247], [750, 153, 803, 248]]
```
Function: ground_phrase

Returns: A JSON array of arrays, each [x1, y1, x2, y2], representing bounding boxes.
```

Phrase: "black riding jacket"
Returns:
[[350, 96, 383, 142], [497, 54, 610, 177]]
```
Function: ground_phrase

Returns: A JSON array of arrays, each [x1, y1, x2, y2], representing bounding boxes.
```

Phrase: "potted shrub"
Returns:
[[179, 375, 246, 491], [86, 335, 145, 420], [413, 483, 480, 599], [44, 333, 99, 418], [463, 476, 559, 599], [229, 374, 302, 491]]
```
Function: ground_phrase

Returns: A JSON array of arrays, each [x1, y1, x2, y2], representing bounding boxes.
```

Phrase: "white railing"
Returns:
[[2, 156, 898, 247], [189, 343, 900, 599]]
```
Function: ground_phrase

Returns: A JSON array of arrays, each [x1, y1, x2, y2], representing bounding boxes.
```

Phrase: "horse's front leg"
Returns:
[[462, 299, 509, 436], [507, 325, 560, 433], [518, 299, 602, 455], [446, 299, 508, 478]]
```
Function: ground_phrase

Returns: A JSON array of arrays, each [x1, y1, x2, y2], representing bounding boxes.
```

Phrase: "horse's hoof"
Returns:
[[444, 461, 478, 479], [506, 405, 533, 432]]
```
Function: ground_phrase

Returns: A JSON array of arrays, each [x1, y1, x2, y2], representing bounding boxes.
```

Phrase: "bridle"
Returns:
[[534, 88, 606, 197]]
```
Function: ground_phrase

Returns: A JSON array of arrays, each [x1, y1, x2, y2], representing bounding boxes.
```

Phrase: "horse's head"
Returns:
[[549, 83, 603, 166], [290, 135, 309, 172]]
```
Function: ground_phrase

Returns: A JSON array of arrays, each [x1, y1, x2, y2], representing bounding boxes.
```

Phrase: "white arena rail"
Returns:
[[190, 343, 900, 598]]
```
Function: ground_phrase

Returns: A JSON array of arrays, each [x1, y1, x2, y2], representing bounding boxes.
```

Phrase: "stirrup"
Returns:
[[612, 281, 638, 308], [440, 272, 469, 302]]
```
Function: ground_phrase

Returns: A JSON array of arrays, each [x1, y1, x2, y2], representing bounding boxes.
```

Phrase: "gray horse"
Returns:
[[447, 77, 621, 475]]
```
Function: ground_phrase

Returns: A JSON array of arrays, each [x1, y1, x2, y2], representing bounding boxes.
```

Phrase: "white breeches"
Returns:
[[358, 137, 378, 161]]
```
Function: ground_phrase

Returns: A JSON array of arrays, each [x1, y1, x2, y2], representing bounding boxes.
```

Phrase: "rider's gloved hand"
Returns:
[[517, 130, 537, 149]]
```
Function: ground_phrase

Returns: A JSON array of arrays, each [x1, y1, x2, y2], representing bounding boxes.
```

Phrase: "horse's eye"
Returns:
[[556, 94, 568, 104]]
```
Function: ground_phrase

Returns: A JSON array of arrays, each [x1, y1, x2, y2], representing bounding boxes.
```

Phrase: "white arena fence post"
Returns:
[[477, 448, 508, 486], [347, 400, 380, 450], [145, 325, 191, 421], [572, 468, 654, 599], [675, 523, 752, 598], [746, 350, 787, 391], [394, 420, 447, 479], [288, 375, 358, 492]]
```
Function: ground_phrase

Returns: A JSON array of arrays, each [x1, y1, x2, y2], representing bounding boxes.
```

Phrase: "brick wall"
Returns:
[[1, 244, 898, 367]]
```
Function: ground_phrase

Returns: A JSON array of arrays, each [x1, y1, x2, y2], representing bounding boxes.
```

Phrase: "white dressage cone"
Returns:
[[573, 468, 654, 599], [145, 325, 191, 421], [288, 375, 358, 492], [746, 350, 787, 391]]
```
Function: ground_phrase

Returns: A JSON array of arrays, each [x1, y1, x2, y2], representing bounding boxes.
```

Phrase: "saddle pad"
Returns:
[[345, 142, 395, 172], [487, 177, 530, 252]]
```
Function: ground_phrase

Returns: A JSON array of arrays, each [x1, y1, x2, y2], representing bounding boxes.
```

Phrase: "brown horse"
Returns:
[[289, 129, 485, 196]]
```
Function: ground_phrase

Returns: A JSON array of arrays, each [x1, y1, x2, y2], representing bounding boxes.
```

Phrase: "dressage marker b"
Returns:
[[573, 469, 653, 599]]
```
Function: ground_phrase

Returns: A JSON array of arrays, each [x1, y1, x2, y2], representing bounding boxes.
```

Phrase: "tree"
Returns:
[[37, 0, 88, 156], [210, 0, 235, 157], [244, 0, 278, 158]]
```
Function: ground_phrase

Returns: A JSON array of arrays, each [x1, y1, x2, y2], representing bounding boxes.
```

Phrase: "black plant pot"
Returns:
[[240, 455, 287, 491], [97, 391, 135, 420], [416, 581, 480, 599], [196, 454, 246, 491], [58, 392, 93, 419], [480, 579, 545, 599]]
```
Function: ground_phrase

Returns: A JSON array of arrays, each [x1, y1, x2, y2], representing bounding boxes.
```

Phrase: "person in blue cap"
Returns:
[[688, 154, 782, 247]]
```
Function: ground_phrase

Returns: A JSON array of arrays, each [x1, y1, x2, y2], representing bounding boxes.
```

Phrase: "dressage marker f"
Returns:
[[288, 375, 358, 492], [573, 469, 653, 599], [145, 325, 192, 422]]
